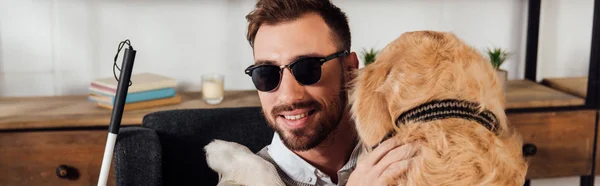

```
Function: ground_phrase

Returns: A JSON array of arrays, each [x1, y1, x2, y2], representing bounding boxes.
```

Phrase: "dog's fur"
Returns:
[[205, 140, 285, 186], [348, 30, 528, 185]]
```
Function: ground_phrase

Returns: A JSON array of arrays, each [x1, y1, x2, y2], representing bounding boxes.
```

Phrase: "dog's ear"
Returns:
[[349, 62, 394, 148]]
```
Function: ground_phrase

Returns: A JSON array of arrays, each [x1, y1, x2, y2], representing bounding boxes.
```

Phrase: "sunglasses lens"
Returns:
[[251, 66, 281, 91], [292, 59, 322, 85]]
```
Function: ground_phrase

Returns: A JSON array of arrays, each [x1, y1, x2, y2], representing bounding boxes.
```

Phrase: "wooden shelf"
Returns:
[[0, 91, 261, 130], [505, 79, 585, 109], [541, 76, 588, 98]]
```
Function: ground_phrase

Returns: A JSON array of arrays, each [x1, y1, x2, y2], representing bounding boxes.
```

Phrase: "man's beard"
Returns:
[[266, 90, 347, 152]]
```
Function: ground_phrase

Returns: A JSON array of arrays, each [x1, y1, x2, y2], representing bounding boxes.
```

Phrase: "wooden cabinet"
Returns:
[[510, 110, 597, 178], [541, 77, 600, 176], [503, 79, 595, 179], [0, 130, 114, 186]]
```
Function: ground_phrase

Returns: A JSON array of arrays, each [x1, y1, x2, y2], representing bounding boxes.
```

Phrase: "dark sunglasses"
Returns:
[[245, 50, 349, 92]]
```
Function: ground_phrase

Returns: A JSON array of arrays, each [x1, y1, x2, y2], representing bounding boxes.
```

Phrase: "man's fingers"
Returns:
[[379, 157, 417, 183], [369, 143, 419, 178], [362, 138, 402, 167], [350, 141, 420, 186]]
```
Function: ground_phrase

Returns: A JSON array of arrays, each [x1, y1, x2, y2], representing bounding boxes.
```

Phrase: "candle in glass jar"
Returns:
[[202, 79, 223, 98], [202, 74, 224, 104]]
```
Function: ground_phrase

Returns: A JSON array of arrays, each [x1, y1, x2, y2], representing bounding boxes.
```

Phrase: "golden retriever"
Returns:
[[348, 30, 528, 186]]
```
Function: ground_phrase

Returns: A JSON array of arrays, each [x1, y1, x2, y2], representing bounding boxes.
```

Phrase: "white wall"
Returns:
[[0, 0, 259, 97], [538, 0, 593, 79], [0, 0, 596, 185]]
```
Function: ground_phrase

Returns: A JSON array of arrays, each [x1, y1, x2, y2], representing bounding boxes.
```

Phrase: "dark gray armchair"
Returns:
[[114, 106, 275, 186]]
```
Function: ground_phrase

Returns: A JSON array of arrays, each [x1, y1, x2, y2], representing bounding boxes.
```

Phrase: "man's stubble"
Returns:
[[264, 66, 348, 152]]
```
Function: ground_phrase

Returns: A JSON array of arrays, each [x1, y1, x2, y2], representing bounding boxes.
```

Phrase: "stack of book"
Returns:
[[88, 73, 181, 110]]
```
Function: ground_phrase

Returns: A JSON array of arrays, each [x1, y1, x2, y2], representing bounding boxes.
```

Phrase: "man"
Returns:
[[238, 1, 419, 185]]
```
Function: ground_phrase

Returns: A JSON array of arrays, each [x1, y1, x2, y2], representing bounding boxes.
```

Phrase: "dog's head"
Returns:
[[349, 30, 508, 148]]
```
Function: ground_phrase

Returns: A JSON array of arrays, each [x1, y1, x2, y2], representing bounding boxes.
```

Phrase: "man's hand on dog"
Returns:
[[346, 139, 420, 186]]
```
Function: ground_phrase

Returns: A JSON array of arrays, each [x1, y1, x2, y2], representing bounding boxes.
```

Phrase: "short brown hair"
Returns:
[[245, 0, 351, 51]]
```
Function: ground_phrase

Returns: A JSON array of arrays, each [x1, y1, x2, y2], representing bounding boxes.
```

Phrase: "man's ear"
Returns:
[[345, 52, 359, 71], [342, 52, 359, 82]]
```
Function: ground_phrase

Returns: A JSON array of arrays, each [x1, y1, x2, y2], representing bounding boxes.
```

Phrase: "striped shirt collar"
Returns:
[[267, 133, 361, 185]]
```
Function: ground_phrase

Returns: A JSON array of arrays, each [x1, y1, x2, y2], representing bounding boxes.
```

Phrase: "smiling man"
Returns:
[[233, 1, 419, 186]]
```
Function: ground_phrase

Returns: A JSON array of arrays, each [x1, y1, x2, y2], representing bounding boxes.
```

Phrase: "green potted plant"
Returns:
[[485, 47, 510, 91], [360, 48, 380, 66]]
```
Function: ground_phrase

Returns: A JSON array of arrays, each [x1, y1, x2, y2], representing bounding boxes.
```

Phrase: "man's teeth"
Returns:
[[284, 113, 307, 120]]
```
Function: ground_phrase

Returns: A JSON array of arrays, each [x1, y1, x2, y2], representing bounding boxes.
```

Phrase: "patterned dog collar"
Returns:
[[371, 99, 499, 150]]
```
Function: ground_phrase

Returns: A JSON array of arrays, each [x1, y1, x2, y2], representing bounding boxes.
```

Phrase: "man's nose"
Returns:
[[277, 68, 306, 103]]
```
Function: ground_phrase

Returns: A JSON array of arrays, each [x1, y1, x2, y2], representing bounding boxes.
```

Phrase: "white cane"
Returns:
[[98, 39, 136, 186]]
